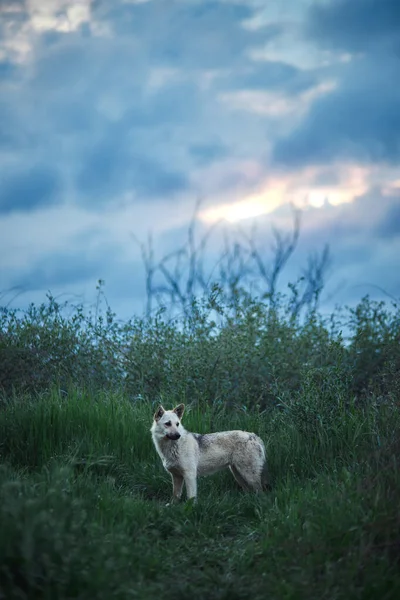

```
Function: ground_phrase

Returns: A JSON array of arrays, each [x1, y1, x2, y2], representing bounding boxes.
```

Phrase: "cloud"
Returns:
[[269, 0, 400, 168], [77, 140, 188, 201], [8, 252, 106, 291], [95, 0, 264, 70], [307, 0, 400, 53], [239, 186, 400, 308], [0, 166, 62, 214], [200, 162, 372, 223], [0, 60, 18, 81], [219, 80, 335, 119], [0, 223, 130, 292], [221, 60, 317, 95], [189, 142, 228, 166], [0, 0, 329, 213], [1, 33, 196, 204], [375, 194, 400, 239], [0, 0, 399, 318], [0, 101, 17, 149], [1, 235, 147, 318], [272, 55, 400, 167]]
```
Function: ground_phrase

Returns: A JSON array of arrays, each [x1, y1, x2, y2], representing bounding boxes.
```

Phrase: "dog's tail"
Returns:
[[261, 460, 272, 491], [260, 441, 272, 492]]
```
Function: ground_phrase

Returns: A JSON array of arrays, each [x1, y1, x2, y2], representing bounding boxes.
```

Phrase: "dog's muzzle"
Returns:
[[166, 433, 181, 441]]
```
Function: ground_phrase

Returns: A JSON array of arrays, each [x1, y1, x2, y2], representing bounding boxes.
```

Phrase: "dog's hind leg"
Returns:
[[230, 463, 264, 492], [229, 465, 251, 491]]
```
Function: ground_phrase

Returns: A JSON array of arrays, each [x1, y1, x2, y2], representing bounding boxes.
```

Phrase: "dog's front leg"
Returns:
[[171, 472, 184, 502], [184, 471, 197, 501]]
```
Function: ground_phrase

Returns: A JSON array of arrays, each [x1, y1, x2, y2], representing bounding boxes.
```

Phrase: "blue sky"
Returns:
[[0, 0, 399, 318]]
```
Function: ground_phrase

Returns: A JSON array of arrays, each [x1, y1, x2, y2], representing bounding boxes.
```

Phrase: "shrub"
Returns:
[[1, 289, 399, 408]]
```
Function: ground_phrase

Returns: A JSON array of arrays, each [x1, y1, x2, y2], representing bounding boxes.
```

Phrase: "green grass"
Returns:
[[0, 390, 399, 599]]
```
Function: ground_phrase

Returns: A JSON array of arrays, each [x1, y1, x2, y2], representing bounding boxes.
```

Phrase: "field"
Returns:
[[0, 388, 399, 600], [1, 291, 400, 598]]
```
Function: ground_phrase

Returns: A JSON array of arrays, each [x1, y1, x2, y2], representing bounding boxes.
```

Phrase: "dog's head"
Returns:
[[151, 404, 185, 441]]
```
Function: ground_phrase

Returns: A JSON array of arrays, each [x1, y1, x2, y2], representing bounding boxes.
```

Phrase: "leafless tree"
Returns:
[[132, 232, 157, 318], [240, 206, 301, 305], [134, 200, 330, 319], [288, 244, 332, 317]]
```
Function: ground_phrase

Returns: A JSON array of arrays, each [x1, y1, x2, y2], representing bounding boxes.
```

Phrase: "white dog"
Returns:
[[151, 404, 269, 501]]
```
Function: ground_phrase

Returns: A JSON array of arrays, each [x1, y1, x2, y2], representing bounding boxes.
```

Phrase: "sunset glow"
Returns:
[[201, 165, 370, 224]]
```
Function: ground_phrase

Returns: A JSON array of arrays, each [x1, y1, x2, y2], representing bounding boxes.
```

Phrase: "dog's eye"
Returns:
[[176, 422, 180, 426], [165, 421, 171, 427]]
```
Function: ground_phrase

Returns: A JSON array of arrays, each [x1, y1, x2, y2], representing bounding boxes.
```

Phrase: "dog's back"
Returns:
[[192, 431, 266, 481]]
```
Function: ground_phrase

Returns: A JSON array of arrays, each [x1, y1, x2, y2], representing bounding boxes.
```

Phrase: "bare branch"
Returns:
[[240, 206, 301, 305]]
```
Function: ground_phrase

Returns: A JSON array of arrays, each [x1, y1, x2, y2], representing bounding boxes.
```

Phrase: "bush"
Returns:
[[1, 289, 399, 408]]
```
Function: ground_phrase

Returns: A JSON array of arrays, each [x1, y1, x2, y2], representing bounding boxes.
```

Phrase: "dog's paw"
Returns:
[[165, 498, 179, 507], [184, 497, 197, 512]]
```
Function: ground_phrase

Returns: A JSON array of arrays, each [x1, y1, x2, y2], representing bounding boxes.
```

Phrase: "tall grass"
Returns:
[[0, 389, 399, 599]]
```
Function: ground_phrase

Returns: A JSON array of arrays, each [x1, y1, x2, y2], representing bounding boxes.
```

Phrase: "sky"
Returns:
[[0, 0, 399, 319]]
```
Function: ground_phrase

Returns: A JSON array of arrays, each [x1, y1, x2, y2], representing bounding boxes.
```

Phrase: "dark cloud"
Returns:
[[0, 97, 42, 151], [77, 130, 188, 201], [5, 35, 197, 203], [0, 166, 61, 214], [375, 196, 400, 239], [48, 100, 101, 135], [94, 0, 266, 69], [272, 0, 400, 168], [3, 244, 146, 314], [21, 31, 208, 203], [32, 37, 97, 92], [122, 81, 204, 128], [12, 254, 104, 291], [0, 101, 17, 148], [28, 38, 137, 136], [272, 56, 400, 167], [0, 0, 289, 210], [0, 0, 26, 12], [305, 188, 397, 244], [4, 237, 124, 291], [189, 142, 228, 166], [0, 60, 18, 81], [31, 32, 204, 132], [307, 0, 400, 53]]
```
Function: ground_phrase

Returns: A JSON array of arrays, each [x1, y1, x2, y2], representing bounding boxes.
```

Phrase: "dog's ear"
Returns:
[[154, 405, 165, 421], [173, 403, 185, 419]]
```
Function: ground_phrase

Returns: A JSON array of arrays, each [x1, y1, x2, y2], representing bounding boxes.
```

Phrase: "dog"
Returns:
[[150, 403, 269, 501]]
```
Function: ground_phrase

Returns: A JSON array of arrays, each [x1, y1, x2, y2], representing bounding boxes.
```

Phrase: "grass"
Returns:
[[0, 389, 399, 599]]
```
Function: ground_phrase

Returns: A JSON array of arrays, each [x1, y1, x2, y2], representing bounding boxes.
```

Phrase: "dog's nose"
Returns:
[[169, 433, 181, 440]]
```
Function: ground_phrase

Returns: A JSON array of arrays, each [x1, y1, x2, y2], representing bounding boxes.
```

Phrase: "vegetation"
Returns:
[[0, 387, 399, 599], [1, 214, 399, 598]]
